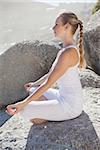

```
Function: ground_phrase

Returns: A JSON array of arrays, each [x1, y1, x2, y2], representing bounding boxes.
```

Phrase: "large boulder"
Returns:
[[79, 69, 100, 88], [83, 10, 100, 75], [0, 41, 59, 106]]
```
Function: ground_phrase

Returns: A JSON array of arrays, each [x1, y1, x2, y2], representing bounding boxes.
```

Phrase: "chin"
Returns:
[[54, 32, 57, 36], [56, 36, 62, 41]]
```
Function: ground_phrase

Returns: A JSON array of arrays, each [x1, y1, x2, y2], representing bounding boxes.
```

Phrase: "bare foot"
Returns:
[[30, 118, 48, 125]]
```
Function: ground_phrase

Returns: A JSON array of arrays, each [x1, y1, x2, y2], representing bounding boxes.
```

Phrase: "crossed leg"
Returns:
[[30, 95, 48, 125], [25, 86, 60, 125], [24, 85, 49, 125]]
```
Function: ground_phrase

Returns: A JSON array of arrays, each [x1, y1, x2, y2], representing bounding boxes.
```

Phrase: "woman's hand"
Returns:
[[6, 101, 27, 116], [24, 82, 34, 93], [24, 82, 39, 93]]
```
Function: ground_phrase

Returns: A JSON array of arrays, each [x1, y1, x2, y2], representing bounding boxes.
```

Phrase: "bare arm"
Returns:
[[33, 73, 49, 86], [32, 50, 62, 86], [33, 63, 55, 86], [32, 51, 61, 86], [23, 48, 79, 104]]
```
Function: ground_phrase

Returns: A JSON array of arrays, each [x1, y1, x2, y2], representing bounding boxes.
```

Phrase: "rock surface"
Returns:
[[0, 69, 100, 150], [83, 10, 100, 75], [80, 69, 100, 88], [0, 41, 59, 106]]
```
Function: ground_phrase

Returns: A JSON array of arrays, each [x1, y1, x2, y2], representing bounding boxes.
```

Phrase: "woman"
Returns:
[[6, 12, 86, 125]]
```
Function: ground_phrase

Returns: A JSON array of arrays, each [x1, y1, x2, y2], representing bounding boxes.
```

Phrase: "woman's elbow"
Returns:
[[41, 79, 52, 89], [45, 77, 57, 88], [41, 78, 51, 88]]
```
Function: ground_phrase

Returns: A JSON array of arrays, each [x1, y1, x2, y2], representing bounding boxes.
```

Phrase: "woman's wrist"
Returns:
[[19, 99, 30, 107], [23, 93, 34, 104]]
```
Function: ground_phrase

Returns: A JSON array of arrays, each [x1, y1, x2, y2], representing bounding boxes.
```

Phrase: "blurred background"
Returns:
[[0, 0, 98, 54]]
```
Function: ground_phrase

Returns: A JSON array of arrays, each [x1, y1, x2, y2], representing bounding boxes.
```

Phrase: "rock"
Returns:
[[79, 69, 100, 88], [0, 87, 100, 150], [0, 40, 59, 106], [83, 10, 100, 75]]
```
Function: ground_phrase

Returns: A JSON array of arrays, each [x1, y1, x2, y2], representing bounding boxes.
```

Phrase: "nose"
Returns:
[[52, 25, 55, 30]]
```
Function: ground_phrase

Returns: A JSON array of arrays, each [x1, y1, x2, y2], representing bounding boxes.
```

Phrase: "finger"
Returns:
[[7, 105, 16, 110], [26, 87, 31, 93], [14, 107, 24, 114], [6, 105, 13, 110], [24, 85, 27, 90], [5, 109, 14, 116], [14, 109, 19, 114], [24, 84, 29, 89], [25, 83, 30, 87], [10, 108, 16, 115], [6, 105, 16, 115], [5, 110, 10, 115], [25, 86, 31, 91], [27, 87, 31, 91]]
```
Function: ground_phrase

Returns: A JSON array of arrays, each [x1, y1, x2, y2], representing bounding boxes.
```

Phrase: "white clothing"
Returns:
[[19, 45, 83, 122]]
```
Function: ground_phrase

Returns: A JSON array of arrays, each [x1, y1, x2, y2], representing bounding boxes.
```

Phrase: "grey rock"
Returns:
[[0, 40, 59, 106], [79, 69, 100, 88], [26, 111, 100, 150], [83, 10, 100, 75]]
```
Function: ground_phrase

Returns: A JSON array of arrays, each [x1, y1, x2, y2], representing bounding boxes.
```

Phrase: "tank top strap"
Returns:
[[62, 45, 80, 57], [62, 45, 80, 68]]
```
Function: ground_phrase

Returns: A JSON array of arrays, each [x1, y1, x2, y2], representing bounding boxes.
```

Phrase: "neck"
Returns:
[[62, 35, 75, 48]]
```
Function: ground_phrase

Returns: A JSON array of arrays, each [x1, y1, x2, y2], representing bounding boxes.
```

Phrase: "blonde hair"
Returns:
[[59, 12, 87, 70], [78, 20, 87, 70]]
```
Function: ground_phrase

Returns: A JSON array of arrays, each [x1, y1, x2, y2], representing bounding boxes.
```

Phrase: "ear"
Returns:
[[64, 23, 70, 29]]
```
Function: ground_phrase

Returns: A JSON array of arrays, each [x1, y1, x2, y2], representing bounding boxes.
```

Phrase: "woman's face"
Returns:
[[52, 17, 67, 40]]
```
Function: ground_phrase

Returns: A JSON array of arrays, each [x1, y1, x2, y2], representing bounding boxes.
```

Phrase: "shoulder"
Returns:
[[59, 47, 79, 65], [61, 47, 78, 56]]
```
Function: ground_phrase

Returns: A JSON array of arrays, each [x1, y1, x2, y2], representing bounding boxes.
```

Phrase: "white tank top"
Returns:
[[51, 45, 83, 114], [56, 45, 81, 90]]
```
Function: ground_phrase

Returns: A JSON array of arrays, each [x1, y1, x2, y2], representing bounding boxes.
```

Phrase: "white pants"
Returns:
[[19, 87, 80, 122]]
